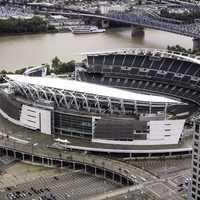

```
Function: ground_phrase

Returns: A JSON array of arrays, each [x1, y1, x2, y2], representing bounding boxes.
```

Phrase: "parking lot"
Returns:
[[0, 167, 120, 200]]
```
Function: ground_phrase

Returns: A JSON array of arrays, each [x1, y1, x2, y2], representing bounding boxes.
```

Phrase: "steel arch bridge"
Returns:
[[46, 10, 200, 40]]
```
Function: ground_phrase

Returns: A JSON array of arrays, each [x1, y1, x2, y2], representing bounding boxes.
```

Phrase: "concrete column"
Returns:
[[73, 162, 75, 170], [5, 149, 8, 157], [22, 153, 24, 161], [131, 25, 144, 37], [193, 38, 200, 51], [95, 167, 97, 176], [60, 160, 63, 168], [148, 153, 151, 157], [134, 101, 138, 113], [164, 103, 168, 120], [149, 102, 152, 114]]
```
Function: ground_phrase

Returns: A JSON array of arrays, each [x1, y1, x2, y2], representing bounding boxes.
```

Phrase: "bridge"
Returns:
[[46, 9, 200, 50], [7, 1, 199, 49]]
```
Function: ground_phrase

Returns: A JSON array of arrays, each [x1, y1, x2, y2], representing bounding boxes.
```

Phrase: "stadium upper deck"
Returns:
[[77, 48, 200, 108], [83, 48, 200, 65]]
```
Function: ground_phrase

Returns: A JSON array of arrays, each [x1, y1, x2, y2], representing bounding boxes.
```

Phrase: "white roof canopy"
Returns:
[[7, 75, 179, 103]]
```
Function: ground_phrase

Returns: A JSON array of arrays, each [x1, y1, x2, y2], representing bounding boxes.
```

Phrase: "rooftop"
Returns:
[[7, 75, 179, 103]]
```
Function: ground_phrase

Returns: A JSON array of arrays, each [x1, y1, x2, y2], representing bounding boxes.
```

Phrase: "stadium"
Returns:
[[0, 48, 199, 157]]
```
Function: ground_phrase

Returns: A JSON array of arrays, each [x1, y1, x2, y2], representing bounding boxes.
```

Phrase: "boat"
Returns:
[[70, 26, 106, 34]]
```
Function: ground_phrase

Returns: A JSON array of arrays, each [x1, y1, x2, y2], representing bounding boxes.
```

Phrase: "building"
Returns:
[[0, 48, 198, 156], [192, 120, 200, 200], [48, 15, 85, 31], [0, 72, 190, 147], [23, 65, 47, 77]]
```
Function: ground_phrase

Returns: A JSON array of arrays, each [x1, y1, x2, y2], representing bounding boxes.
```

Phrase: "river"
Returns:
[[0, 27, 192, 71]]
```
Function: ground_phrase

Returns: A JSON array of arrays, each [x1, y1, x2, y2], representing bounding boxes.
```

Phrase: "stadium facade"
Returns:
[[2, 74, 184, 145]]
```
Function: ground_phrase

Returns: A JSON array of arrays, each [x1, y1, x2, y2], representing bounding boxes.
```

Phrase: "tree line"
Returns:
[[0, 57, 75, 75], [0, 16, 55, 34], [167, 45, 200, 55]]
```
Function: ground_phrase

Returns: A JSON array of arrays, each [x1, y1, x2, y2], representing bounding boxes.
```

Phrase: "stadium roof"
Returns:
[[7, 75, 179, 103]]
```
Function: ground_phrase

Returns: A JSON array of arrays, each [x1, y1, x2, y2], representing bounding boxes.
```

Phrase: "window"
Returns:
[[195, 134, 199, 140], [196, 124, 200, 133], [193, 154, 198, 160], [192, 187, 196, 192], [194, 148, 198, 153], [193, 161, 197, 166], [194, 142, 199, 147]]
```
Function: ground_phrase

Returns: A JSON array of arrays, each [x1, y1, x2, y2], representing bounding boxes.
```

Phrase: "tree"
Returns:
[[60, 60, 75, 73], [51, 56, 61, 74], [15, 67, 26, 74], [167, 45, 199, 54], [0, 16, 55, 35], [44, 64, 51, 75], [0, 69, 7, 74], [51, 57, 75, 74]]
